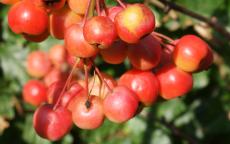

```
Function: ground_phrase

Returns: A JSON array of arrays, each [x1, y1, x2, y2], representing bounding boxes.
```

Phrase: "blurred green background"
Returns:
[[1, 0, 230, 144]]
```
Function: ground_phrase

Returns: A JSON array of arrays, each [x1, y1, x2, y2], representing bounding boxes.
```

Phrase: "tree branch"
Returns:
[[150, 0, 230, 40]]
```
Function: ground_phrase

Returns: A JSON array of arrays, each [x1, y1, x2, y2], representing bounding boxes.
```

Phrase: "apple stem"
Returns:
[[89, 70, 96, 95], [96, 0, 101, 16], [116, 0, 126, 8], [101, 0, 108, 16], [83, 0, 95, 25], [84, 62, 90, 99], [53, 59, 79, 110], [152, 31, 175, 43]]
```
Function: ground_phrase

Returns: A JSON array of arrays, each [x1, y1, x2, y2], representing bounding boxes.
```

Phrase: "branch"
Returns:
[[150, 0, 230, 40]]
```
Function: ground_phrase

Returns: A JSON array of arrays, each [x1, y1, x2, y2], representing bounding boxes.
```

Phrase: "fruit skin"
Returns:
[[49, 44, 67, 69], [128, 34, 162, 70], [65, 24, 99, 58], [23, 30, 49, 42], [8, 0, 48, 35], [71, 95, 104, 129], [156, 64, 193, 99], [67, 0, 88, 15], [33, 104, 72, 141], [173, 35, 213, 72], [0, 0, 20, 5], [23, 80, 47, 106], [115, 4, 155, 43], [49, 6, 83, 39], [118, 69, 159, 106], [26, 51, 52, 78], [107, 6, 123, 22], [83, 16, 117, 49], [44, 68, 68, 87], [103, 86, 139, 123], [100, 40, 128, 64]]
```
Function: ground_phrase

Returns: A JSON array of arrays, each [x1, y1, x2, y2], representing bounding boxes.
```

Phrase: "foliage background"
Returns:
[[0, 0, 230, 144]]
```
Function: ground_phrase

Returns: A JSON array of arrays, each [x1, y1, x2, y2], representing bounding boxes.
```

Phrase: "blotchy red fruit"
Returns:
[[83, 16, 117, 49], [44, 68, 68, 87], [67, 0, 88, 15], [115, 4, 155, 43], [31, 0, 66, 12], [173, 35, 213, 72], [23, 80, 47, 106], [107, 6, 123, 22], [128, 34, 162, 70], [26, 51, 51, 78], [23, 30, 49, 42], [119, 69, 159, 106], [33, 104, 72, 141], [65, 24, 99, 58], [103, 86, 139, 123], [47, 81, 65, 104], [49, 6, 83, 39], [100, 40, 128, 64], [72, 95, 104, 129], [156, 64, 193, 99], [8, 0, 48, 35], [49, 44, 67, 69]]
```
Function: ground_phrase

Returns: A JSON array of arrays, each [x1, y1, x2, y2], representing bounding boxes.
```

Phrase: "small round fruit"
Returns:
[[23, 30, 49, 42], [65, 24, 99, 58], [128, 34, 162, 70], [156, 64, 193, 99], [115, 4, 155, 43], [83, 16, 117, 49], [49, 44, 67, 69], [8, 0, 48, 35], [67, 0, 88, 15], [103, 86, 139, 123], [173, 35, 213, 72], [33, 104, 72, 141], [23, 80, 47, 106], [26, 51, 52, 78], [72, 95, 104, 129], [119, 69, 159, 106], [100, 40, 128, 64]]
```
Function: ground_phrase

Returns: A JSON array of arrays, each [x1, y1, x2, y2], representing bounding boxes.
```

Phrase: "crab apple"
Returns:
[[83, 16, 117, 49], [156, 64, 193, 99], [103, 86, 139, 123], [118, 69, 159, 106], [87, 73, 117, 99], [67, 0, 88, 15], [107, 6, 123, 22], [115, 4, 155, 43], [44, 68, 68, 86], [128, 34, 162, 70], [49, 6, 83, 39], [173, 35, 213, 72], [65, 24, 99, 58], [100, 40, 128, 64], [31, 0, 66, 12], [0, 0, 20, 5], [23, 30, 49, 42], [8, 0, 48, 35], [71, 95, 104, 129], [26, 51, 51, 78], [23, 80, 47, 106], [33, 104, 72, 141], [49, 44, 67, 69]]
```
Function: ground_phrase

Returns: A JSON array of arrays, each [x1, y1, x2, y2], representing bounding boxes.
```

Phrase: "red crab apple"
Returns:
[[49, 44, 67, 69], [71, 95, 104, 129], [26, 50, 52, 78], [119, 69, 159, 106], [65, 24, 99, 58], [23, 80, 47, 106], [23, 30, 49, 42], [83, 16, 117, 49], [103, 86, 139, 123], [156, 64, 193, 99], [49, 6, 83, 39], [8, 0, 48, 35], [173, 35, 213, 72], [115, 4, 155, 43], [33, 104, 72, 141], [128, 34, 162, 70], [67, 0, 88, 15], [100, 40, 128, 64]]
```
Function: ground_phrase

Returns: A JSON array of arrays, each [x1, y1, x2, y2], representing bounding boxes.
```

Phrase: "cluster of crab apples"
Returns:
[[2, 0, 214, 141]]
